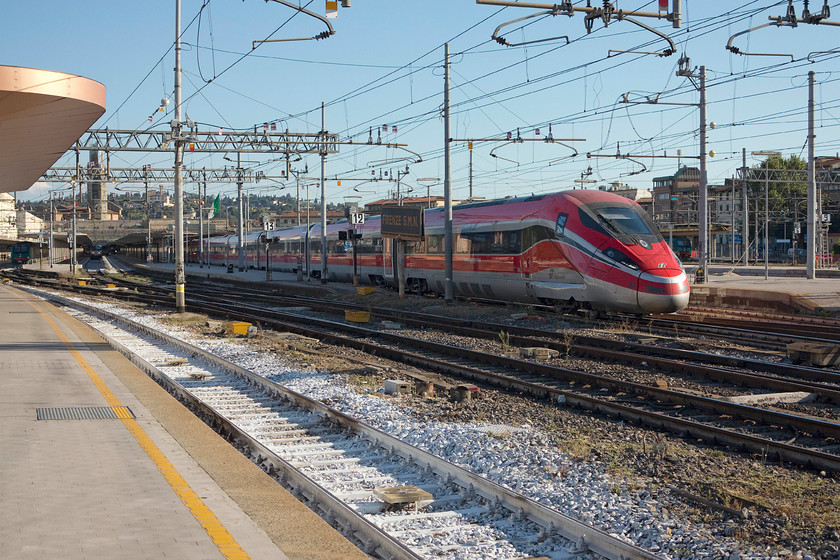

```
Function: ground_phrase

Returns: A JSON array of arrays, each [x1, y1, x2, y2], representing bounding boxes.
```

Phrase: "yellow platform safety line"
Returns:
[[25, 296, 253, 560]]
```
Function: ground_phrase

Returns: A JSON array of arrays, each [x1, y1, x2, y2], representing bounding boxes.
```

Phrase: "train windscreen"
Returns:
[[579, 203, 663, 245]]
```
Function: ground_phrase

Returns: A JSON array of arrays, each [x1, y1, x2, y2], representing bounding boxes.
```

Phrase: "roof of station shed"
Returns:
[[0, 65, 105, 194]]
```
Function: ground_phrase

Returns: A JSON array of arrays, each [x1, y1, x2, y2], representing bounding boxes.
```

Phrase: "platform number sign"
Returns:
[[351, 212, 365, 226], [262, 221, 276, 231]]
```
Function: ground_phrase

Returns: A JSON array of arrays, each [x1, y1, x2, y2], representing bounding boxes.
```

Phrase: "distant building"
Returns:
[[0, 193, 45, 237], [652, 166, 700, 225], [53, 201, 121, 222], [606, 183, 653, 216], [0, 193, 17, 238], [149, 187, 172, 207], [271, 210, 345, 228]]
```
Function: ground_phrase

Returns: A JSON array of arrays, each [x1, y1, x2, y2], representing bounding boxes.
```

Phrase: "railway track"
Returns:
[[99, 270, 840, 394], [8, 269, 840, 472], [46, 290, 662, 560]]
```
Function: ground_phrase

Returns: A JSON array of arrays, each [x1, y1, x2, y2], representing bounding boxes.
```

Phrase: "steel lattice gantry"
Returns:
[[42, 167, 287, 184], [74, 128, 340, 154]]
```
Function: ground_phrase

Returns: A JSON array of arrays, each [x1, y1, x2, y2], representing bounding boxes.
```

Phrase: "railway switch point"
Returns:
[[723, 392, 815, 406], [787, 342, 840, 367], [268, 332, 319, 344], [384, 379, 411, 395]]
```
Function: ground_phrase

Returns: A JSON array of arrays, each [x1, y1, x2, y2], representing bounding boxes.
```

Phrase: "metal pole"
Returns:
[[764, 159, 769, 280], [443, 43, 454, 303], [730, 177, 735, 263], [306, 182, 311, 278], [49, 192, 53, 268], [807, 71, 816, 279], [469, 146, 473, 199], [199, 168, 205, 267], [698, 65, 708, 282], [237, 152, 245, 271], [72, 146, 78, 276], [173, 0, 186, 312], [145, 168, 151, 263], [320, 101, 328, 283], [742, 148, 748, 265]]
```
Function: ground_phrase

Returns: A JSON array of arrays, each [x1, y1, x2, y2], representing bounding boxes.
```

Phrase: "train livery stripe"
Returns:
[[24, 295, 253, 560]]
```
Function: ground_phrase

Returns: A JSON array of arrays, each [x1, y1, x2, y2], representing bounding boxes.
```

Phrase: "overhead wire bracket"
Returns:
[[366, 146, 423, 167], [253, 0, 335, 47], [608, 14, 676, 57], [454, 125, 583, 167], [726, 0, 840, 59], [491, 9, 570, 47], [478, 0, 679, 55]]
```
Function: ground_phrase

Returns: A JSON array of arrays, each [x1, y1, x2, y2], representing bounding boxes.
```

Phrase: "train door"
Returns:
[[383, 237, 394, 281]]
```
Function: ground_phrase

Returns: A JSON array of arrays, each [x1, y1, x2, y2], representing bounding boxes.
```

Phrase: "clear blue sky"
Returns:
[[8, 1, 840, 204]]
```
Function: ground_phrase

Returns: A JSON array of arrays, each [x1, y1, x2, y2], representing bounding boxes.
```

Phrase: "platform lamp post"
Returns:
[[418, 178, 441, 208], [752, 151, 780, 280]]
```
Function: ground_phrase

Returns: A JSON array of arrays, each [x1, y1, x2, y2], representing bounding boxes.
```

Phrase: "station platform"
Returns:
[[688, 264, 840, 315], [0, 283, 370, 560]]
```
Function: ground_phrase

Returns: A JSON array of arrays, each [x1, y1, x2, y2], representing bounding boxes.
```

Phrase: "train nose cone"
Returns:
[[637, 270, 690, 314]]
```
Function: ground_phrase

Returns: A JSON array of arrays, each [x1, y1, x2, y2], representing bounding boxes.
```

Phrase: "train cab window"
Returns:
[[581, 203, 661, 245], [555, 213, 568, 237], [578, 208, 608, 236]]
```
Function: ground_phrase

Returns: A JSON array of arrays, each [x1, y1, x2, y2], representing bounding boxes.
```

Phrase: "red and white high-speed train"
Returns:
[[192, 190, 690, 314]]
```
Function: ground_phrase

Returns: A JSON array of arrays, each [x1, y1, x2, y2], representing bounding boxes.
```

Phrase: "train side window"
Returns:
[[426, 234, 443, 254], [555, 213, 568, 237], [356, 237, 373, 254], [456, 235, 471, 254]]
